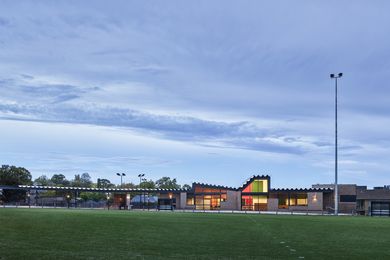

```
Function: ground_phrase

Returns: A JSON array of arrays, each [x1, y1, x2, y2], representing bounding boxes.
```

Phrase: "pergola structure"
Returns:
[[0, 184, 188, 209]]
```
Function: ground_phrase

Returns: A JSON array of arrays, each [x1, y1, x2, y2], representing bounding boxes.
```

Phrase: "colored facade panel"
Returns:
[[242, 179, 268, 193]]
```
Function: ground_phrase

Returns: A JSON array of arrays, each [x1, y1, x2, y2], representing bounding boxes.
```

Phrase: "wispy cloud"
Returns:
[[0, 100, 325, 155]]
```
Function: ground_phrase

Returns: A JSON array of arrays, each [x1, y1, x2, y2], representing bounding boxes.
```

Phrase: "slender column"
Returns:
[[335, 77, 339, 215]]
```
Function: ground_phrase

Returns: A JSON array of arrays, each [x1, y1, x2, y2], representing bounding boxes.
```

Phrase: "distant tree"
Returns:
[[51, 174, 70, 186], [155, 177, 181, 189], [33, 175, 56, 197], [121, 182, 136, 189], [33, 175, 52, 186], [72, 174, 81, 186], [81, 173, 92, 187], [0, 165, 32, 202], [71, 173, 92, 188], [139, 179, 156, 189], [80, 192, 106, 202], [97, 178, 115, 188], [182, 184, 192, 190]]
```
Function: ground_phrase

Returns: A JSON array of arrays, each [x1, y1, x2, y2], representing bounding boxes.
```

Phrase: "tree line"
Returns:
[[0, 165, 192, 202]]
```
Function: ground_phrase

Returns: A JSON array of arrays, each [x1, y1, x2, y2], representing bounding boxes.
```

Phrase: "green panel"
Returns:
[[252, 180, 263, 192], [259, 181, 263, 192]]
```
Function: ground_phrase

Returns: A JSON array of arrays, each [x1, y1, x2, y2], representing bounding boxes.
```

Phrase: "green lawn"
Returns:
[[0, 208, 389, 259]]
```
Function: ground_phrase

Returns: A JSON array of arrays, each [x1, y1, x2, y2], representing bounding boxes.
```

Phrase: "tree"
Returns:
[[155, 177, 181, 189], [0, 165, 32, 202], [182, 184, 192, 190], [71, 173, 92, 188], [81, 173, 92, 187], [34, 175, 52, 186], [121, 182, 136, 189], [97, 178, 115, 188], [51, 174, 70, 186], [139, 179, 156, 189], [80, 192, 106, 202], [49, 174, 70, 197], [33, 175, 55, 197]]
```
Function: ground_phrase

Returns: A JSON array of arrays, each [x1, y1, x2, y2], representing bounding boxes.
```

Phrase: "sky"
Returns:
[[1, 1, 390, 188]]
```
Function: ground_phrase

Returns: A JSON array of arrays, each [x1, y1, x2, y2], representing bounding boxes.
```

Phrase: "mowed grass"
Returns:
[[0, 208, 390, 259]]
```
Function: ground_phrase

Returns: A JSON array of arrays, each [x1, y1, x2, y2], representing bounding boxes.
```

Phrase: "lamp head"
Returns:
[[330, 74, 335, 78], [116, 173, 120, 176], [338, 73, 343, 77]]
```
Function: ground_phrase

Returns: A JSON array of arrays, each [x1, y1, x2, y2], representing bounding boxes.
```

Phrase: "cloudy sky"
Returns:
[[1, 1, 389, 188]]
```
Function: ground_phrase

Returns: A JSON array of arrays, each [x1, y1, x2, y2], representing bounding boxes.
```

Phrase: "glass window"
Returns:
[[241, 195, 267, 211], [278, 194, 288, 209], [194, 194, 223, 210], [340, 195, 356, 202], [288, 194, 307, 206], [296, 194, 307, 206], [186, 195, 194, 205]]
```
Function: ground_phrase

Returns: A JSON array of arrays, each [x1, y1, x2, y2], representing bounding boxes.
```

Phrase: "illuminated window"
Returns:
[[186, 195, 194, 205], [195, 194, 224, 210], [296, 194, 307, 206], [289, 194, 308, 206], [241, 195, 267, 211], [278, 194, 288, 209]]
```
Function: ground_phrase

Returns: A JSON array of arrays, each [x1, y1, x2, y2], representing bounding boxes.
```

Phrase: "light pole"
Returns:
[[27, 192, 31, 208], [138, 173, 145, 209], [330, 72, 343, 216], [106, 192, 111, 210], [116, 173, 126, 187], [66, 194, 70, 208]]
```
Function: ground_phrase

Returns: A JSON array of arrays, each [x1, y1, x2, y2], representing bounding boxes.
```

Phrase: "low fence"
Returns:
[[1, 204, 356, 216]]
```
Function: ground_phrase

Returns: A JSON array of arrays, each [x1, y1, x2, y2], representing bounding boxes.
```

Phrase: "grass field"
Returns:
[[0, 208, 389, 259]]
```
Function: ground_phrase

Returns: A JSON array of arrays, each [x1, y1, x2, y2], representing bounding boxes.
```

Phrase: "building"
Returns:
[[161, 175, 390, 215], [4, 174, 390, 216], [312, 183, 390, 216], [175, 175, 333, 213]]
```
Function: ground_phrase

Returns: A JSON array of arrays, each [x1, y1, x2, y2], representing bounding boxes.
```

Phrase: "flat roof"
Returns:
[[0, 185, 188, 194]]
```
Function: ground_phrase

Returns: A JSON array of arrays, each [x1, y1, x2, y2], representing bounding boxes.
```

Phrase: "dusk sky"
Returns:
[[1, 1, 390, 188]]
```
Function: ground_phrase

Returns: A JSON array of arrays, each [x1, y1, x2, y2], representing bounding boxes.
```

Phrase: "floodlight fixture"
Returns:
[[116, 173, 126, 187]]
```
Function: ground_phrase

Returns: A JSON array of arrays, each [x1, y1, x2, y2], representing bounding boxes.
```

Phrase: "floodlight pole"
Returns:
[[330, 73, 343, 216], [138, 173, 145, 209], [116, 173, 126, 187]]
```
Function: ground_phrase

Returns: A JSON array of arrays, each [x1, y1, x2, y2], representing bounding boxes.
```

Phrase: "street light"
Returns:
[[27, 192, 31, 208], [138, 174, 145, 209], [66, 194, 71, 208], [116, 173, 126, 187], [106, 192, 111, 210], [330, 72, 343, 216]]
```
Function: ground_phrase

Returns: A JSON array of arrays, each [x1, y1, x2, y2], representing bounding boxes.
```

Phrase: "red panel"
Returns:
[[242, 183, 252, 193], [242, 195, 253, 205]]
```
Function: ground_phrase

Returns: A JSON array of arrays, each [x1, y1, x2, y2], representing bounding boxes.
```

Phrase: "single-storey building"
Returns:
[[3, 174, 390, 215]]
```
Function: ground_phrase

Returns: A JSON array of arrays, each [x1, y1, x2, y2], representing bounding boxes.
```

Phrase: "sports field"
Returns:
[[0, 208, 389, 259]]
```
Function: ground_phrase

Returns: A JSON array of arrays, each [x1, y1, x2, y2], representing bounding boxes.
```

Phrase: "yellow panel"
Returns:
[[262, 180, 268, 192]]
